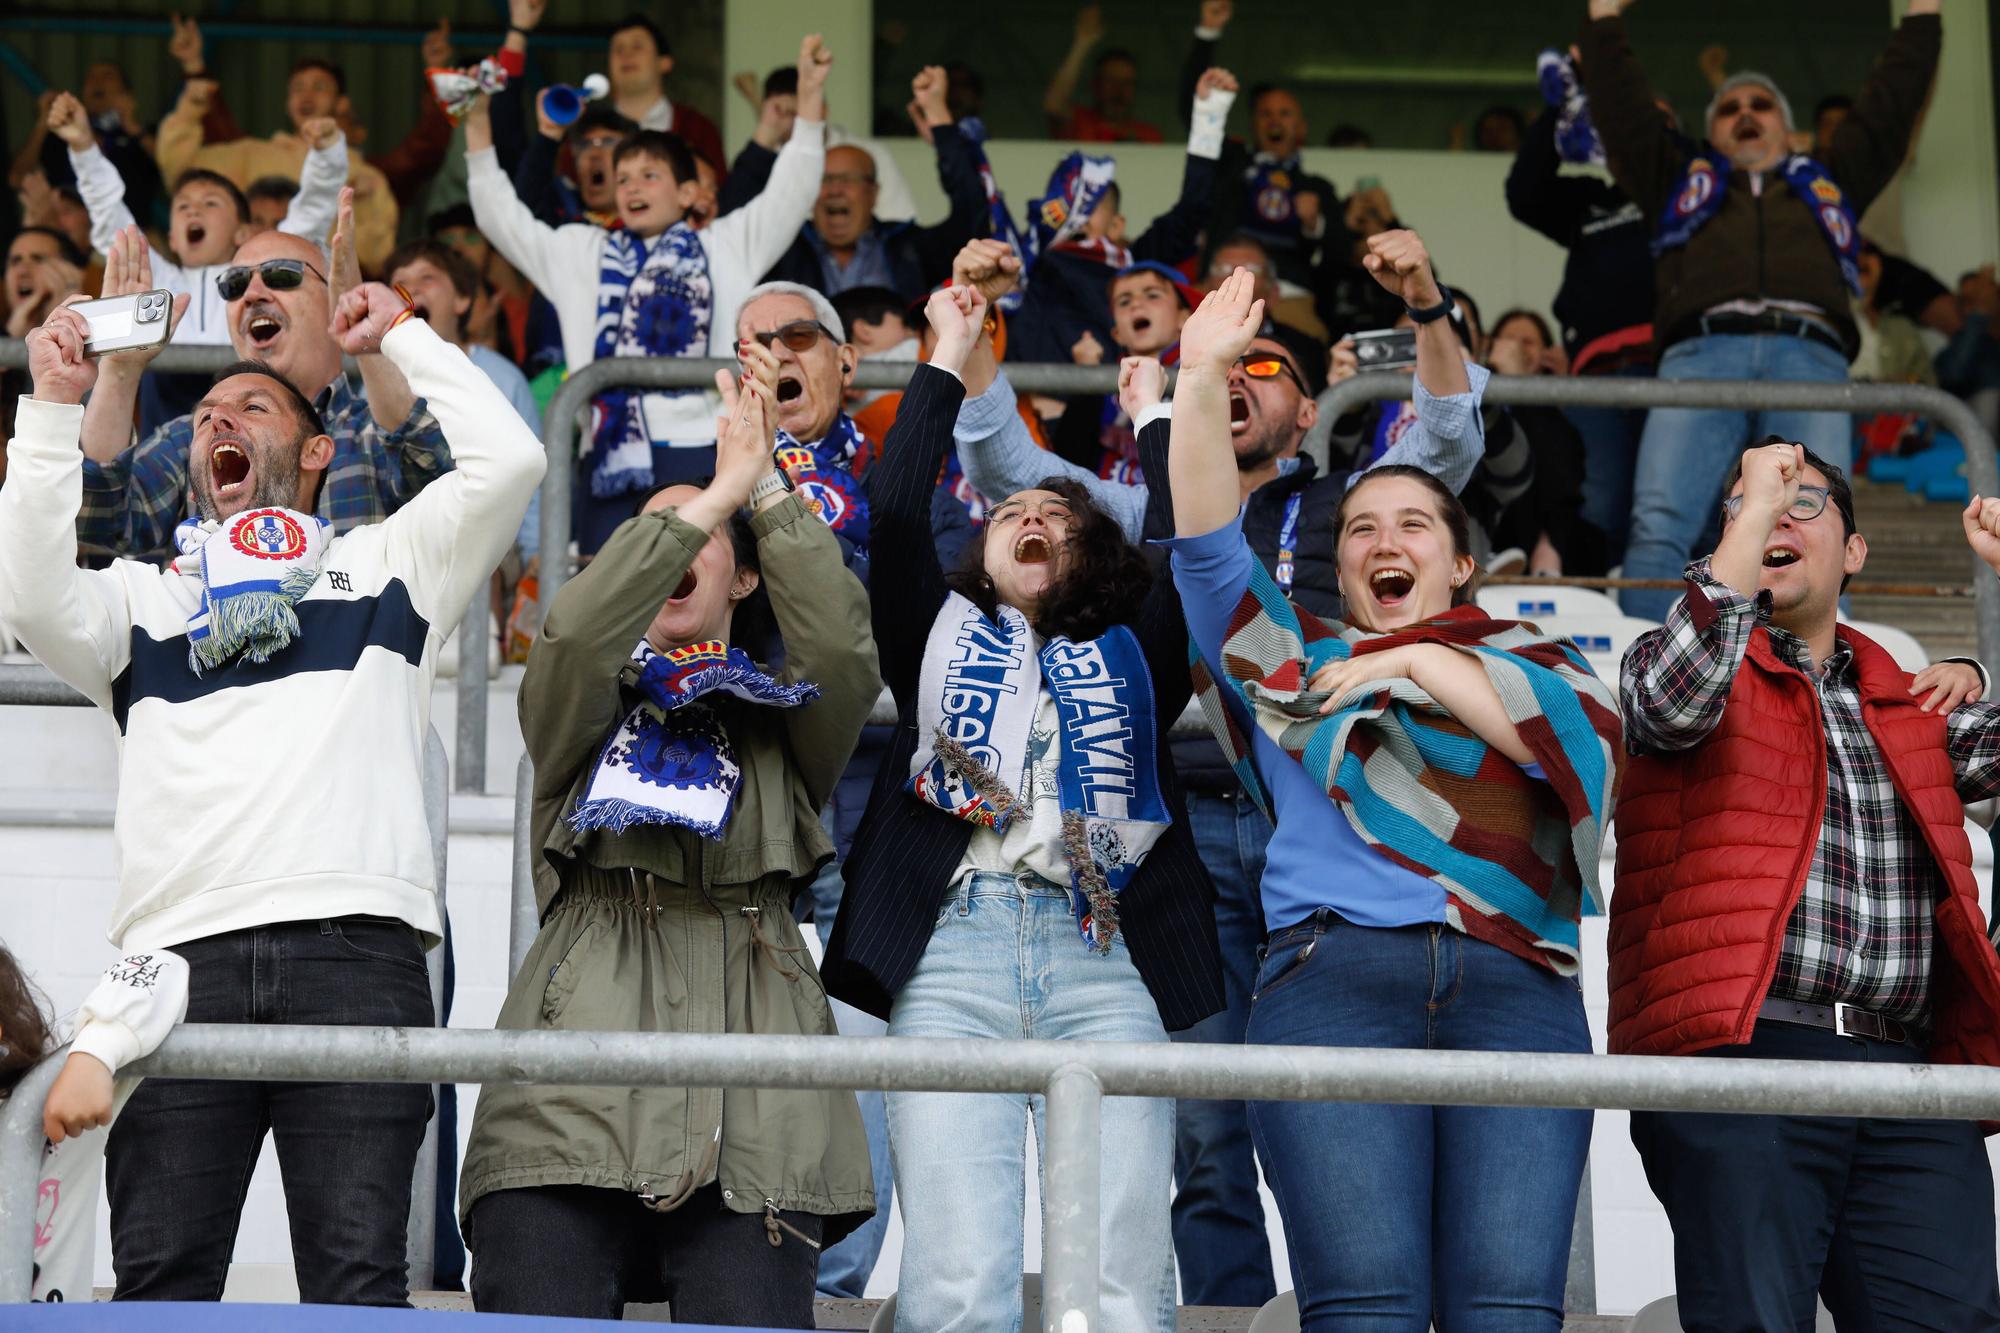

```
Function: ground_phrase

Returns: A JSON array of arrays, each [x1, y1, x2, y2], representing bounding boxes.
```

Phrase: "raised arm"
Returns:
[[704, 35, 831, 280], [1823, 3, 1942, 212], [1042, 6, 1106, 134], [78, 225, 191, 470], [278, 119, 351, 247], [463, 95, 597, 297], [1576, 0, 1683, 219], [1506, 108, 1588, 245], [1363, 229, 1469, 401], [1130, 69, 1235, 265], [1, 307, 138, 708], [327, 189, 415, 431], [49, 95, 138, 261], [334, 286, 545, 631], [1170, 268, 1265, 538]]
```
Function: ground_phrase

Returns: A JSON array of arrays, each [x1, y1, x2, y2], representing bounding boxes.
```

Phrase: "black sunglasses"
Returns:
[[217, 258, 328, 302], [749, 319, 836, 353], [1235, 353, 1309, 396]]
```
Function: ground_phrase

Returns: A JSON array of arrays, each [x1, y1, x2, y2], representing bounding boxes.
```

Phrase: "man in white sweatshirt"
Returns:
[[464, 34, 831, 553], [3, 282, 545, 1304]]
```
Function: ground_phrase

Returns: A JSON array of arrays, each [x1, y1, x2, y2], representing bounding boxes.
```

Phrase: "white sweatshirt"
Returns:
[[0, 319, 546, 949], [466, 118, 825, 448], [32, 950, 189, 1304], [68, 139, 348, 347]]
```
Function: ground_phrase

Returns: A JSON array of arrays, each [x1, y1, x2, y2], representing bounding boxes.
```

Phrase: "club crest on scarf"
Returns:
[[910, 595, 1169, 951], [569, 639, 822, 840], [1654, 144, 1861, 296], [774, 414, 872, 556], [588, 224, 714, 498], [1023, 152, 1129, 275], [173, 507, 332, 675]]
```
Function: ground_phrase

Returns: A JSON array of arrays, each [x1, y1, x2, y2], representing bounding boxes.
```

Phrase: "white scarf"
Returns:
[[172, 508, 331, 674]]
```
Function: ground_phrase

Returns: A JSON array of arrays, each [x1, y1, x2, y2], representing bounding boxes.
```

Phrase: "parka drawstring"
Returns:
[[765, 1198, 821, 1249], [636, 1125, 720, 1215], [740, 905, 809, 980]]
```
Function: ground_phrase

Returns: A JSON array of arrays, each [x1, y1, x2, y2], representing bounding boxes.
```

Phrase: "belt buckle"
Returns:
[[1834, 1002, 1874, 1041]]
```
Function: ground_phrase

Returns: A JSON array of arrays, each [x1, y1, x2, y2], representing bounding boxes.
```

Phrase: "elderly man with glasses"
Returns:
[[1614, 436, 2000, 1330], [1577, 0, 1942, 621], [70, 201, 448, 559]]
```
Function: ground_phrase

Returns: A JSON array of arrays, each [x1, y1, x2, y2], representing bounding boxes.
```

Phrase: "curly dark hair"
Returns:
[[0, 942, 54, 1097], [946, 477, 1152, 641]]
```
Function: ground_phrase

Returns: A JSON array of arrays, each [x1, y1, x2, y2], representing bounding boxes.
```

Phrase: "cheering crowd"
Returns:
[[6, 0, 2000, 1328]]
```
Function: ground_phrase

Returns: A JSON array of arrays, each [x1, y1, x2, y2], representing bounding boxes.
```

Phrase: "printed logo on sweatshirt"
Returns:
[[227, 510, 309, 561]]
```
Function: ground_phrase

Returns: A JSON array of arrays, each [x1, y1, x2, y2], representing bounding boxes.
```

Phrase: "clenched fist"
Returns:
[[330, 282, 416, 356]]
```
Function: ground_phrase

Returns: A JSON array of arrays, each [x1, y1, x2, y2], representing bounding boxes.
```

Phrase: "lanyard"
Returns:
[[1274, 491, 1303, 595]]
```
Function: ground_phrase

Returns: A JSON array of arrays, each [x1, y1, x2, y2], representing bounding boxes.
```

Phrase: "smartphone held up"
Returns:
[[70, 289, 173, 357]]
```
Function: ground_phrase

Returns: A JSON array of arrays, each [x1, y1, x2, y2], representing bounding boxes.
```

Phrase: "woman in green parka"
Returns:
[[461, 347, 880, 1326]]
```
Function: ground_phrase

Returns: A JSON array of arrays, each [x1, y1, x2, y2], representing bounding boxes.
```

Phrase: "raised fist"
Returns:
[[911, 65, 951, 127], [1361, 228, 1443, 308], [925, 283, 989, 374], [300, 117, 343, 152], [1117, 356, 1168, 421], [1194, 67, 1237, 100], [796, 35, 834, 120], [329, 282, 414, 356], [1071, 330, 1105, 367], [422, 18, 453, 69], [951, 238, 1022, 306], [1200, 0, 1234, 31], [508, 0, 547, 31], [1073, 5, 1106, 47], [1963, 494, 2000, 577], [1732, 440, 1804, 527], [45, 92, 93, 150]]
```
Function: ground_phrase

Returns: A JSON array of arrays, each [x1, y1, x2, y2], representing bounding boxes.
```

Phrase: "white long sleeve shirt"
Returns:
[[467, 118, 825, 448], [68, 139, 348, 347], [0, 319, 545, 949]]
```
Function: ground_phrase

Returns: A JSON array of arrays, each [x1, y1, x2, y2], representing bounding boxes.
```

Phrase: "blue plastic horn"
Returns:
[[543, 73, 610, 127]]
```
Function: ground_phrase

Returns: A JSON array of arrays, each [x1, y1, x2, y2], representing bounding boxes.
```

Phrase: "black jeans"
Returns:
[[105, 916, 435, 1305], [468, 1183, 822, 1326], [1632, 1019, 2000, 1333]]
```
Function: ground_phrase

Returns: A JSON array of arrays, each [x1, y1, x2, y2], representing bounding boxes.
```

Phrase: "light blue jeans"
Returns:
[[1619, 332, 1850, 622], [886, 871, 1176, 1333]]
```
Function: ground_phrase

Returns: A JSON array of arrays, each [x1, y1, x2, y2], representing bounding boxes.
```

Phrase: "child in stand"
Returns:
[[0, 943, 189, 1303], [464, 35, 833, 554], [1054, 261, 1197, 484]]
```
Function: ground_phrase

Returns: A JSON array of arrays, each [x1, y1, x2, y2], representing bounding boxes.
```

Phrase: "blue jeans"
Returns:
[[887, 872, 1175, 1333], [1620, 333, 1850, 621], [1565, 361, 1655, 567], [1632, 1021, 2000, 1333], [105, 917, 436, 1304], [1246, 911, 1591, 1331], [1171, 789, 1278, 1308]]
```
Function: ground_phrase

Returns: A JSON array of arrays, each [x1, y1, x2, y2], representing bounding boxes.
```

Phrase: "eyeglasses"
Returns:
[[821, 171, 877, 188], [1720, 485, 1831, 525], [1235, 354, 1308, 396], [987, 497, 1074, 525], [1716, 95, 1777, 118], [217, 258, 327, 302], [575, 133, 624, 152], [749, 319, 835, 353]]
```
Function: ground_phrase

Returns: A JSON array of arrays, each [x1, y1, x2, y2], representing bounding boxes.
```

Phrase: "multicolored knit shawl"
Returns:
[[1191, 560, 1621, 973]]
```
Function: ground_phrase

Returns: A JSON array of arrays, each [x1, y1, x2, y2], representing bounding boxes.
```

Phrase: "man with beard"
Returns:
[[71, 195, 448, 560], [1578, 0, 1940, 620], [953, 230, 1488, 1310], [4, 279, 545, 1304]]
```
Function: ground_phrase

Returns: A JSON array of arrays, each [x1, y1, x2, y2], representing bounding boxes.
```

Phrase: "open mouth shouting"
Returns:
[[186, 222, 208, 248], [209, 439, 253, 501], [1228, 391, 1251, 434], [622, 198, 651, 221], [1762, 544, 1801, 569], [1014, 532, 1053, 565], [1368, 566, 1416, 608], [775, 373, 805, 404], [1131, 315, 1153, 336], [241, 302, 284, 351], [669, 569, 698, 602]]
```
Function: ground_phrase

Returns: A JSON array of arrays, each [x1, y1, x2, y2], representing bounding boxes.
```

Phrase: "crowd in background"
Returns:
[[7, 1, 2000, 1330]]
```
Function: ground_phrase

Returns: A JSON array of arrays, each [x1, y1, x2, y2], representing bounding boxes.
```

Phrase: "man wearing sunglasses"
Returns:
[[1578, 0, 1941, 623], [1614, 436, 2000, 1329], [71, 219, 448, 559]]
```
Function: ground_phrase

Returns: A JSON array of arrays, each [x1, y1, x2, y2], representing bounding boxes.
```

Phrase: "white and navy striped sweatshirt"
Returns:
[[0, 320, 546, 950]]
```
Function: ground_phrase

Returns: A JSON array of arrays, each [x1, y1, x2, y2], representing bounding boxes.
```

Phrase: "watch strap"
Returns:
[[749, 469, 792, 506], [1405, 294, 1453, 325]]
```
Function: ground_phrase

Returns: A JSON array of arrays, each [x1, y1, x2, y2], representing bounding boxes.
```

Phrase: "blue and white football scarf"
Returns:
[[588, 222, 713, 498], [908, 593, 1169, 952], [569, 640, 821, 840], [1240, 152, 1305, 245], [774, 415, 872, 557], [173, 507, 331, 675], [1537, 48, 1604, 168], [960, 117, 1029, 314], [1655, 145, 1862, 296]]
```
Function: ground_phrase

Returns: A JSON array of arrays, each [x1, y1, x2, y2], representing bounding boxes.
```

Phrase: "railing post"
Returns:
[[0, 1053, 66, 1302], [1042, 1063, 1102, 1333], [408, 727, 450, 1292], [510, 752, 538, 980], [453, 596, 489, 795]]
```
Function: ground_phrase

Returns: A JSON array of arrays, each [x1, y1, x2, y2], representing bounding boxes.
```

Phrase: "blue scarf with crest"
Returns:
[[1240, 152, 1304, 245], [589, 223, 713, 498], [774, 414, 871, 558], [1654, 144, 1861, 297], [569, 640, 820, 840]]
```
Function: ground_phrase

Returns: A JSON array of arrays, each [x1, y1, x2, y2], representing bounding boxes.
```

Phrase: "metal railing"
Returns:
[[10, 1025, 2000, 1320]]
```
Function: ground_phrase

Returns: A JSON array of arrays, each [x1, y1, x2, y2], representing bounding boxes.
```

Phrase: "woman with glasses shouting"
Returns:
[[1165, 268, 1622, 1331], [819, 282, 1223, 1332]]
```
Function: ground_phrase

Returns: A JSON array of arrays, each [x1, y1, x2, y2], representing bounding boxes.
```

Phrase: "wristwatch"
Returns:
[[1404, 292, 1453, 325], [748, 468, 793, 508]]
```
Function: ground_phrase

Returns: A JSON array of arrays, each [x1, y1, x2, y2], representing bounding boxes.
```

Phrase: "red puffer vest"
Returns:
[[1610, 623, 2000, 1067]]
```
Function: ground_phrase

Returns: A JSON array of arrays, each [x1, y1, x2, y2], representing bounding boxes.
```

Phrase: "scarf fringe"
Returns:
[[188, 562, 319, 675], [1061, 809, 1121, 954], [567, 794, 729, 840], [930, 729, 1018, 827]]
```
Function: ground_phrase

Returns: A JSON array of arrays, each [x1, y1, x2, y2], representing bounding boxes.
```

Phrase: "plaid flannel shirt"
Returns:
[[76, 374, 451, 559], [1621, 559, 2000, 1025]]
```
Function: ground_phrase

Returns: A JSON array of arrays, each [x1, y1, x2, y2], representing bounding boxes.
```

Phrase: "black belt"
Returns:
[[1686, 310, 1850, 357], [1760, 997, 1911, 1045]]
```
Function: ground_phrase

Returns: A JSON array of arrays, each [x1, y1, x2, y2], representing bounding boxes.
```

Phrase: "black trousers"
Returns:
[[1631, 1019, 2000, 1333], [468, 1183, 822, 1325], [105, 917, 435, 1305]]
